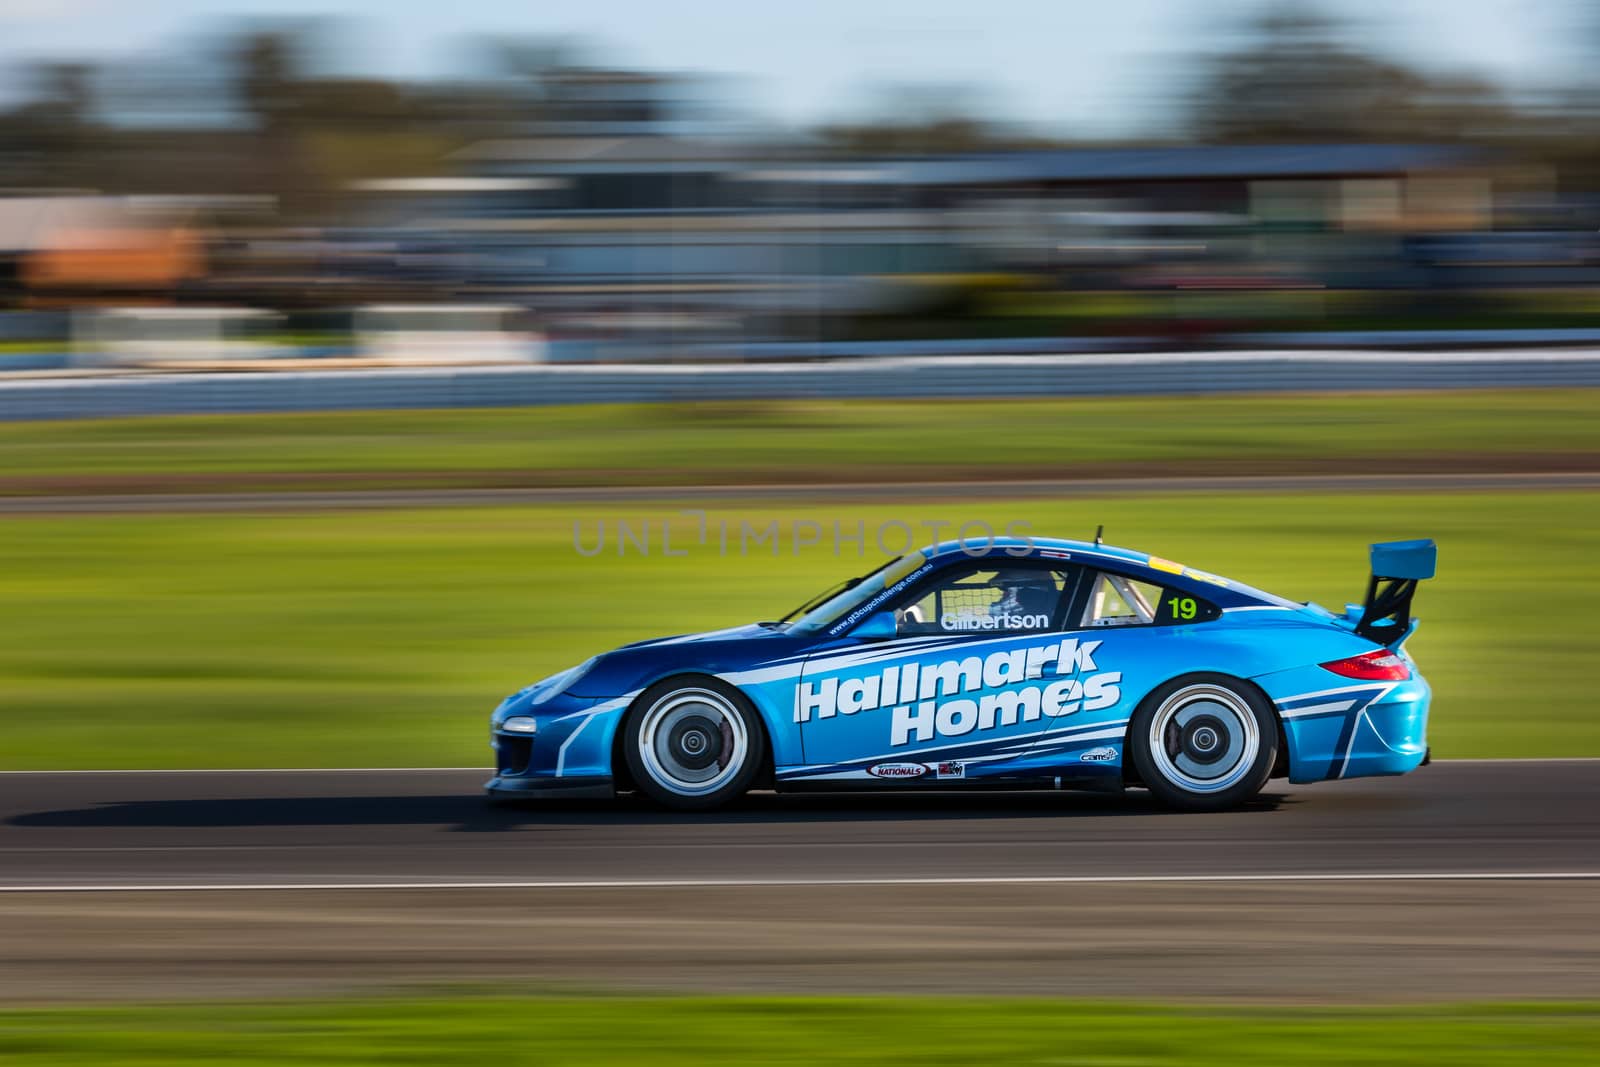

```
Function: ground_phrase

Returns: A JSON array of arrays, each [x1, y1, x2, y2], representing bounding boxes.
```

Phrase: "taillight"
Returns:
[[1319, 649, 1411, 681]]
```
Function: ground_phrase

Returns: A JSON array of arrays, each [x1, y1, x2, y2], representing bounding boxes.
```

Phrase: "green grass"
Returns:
[[1, 390, 1597, 491], [0, 342, 70, 356], [0, 489, 1592, 769], [1, 995, 1597, 1065]]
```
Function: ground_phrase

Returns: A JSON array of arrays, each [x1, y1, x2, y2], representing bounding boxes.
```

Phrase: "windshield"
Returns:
[[788, 550, 933, 635], [778, 576, 857, 624]]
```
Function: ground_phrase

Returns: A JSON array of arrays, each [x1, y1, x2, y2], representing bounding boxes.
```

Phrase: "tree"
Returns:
[[0, 62, 99, 187], [816, 82, 1044, 155], [235, 31, 301, 133], [1187, 4, 1512, 144], [224, 26, 465, 216]]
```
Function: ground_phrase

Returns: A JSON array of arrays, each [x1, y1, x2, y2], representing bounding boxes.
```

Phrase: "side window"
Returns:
[[896, 565, 1072, 637], [1083, 572, 1220, 628], [1084, 572, 1161, 627]]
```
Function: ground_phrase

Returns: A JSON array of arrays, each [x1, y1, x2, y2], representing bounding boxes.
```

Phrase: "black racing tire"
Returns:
[[622, 675, 767, 811], [1129, 672, 1278, 812]]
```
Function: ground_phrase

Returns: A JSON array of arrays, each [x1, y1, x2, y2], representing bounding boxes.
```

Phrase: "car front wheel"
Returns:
[[1129, 673, 1278, 811], [623, 676, 766, 811]]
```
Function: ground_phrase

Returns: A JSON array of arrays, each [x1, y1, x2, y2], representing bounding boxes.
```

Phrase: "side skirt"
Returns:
[[776, 773, 1123, 795]]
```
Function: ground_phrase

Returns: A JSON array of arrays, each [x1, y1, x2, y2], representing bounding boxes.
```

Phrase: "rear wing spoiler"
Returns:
[[1353, 539, 1437, 646]]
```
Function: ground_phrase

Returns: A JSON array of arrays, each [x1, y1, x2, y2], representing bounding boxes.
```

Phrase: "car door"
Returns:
[[1010, 567, 1229, 773], [791, 560, 1084, 782]]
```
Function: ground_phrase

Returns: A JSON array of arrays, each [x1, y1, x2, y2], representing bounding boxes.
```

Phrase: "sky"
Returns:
[[0, 0, 1586, 135]]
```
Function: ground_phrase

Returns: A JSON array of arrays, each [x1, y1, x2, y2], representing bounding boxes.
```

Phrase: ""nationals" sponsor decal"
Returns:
[[868, 762, 929, 779]]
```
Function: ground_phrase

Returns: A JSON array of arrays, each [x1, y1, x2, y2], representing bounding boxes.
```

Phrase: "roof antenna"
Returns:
[[1093, 524, 1104, 547]]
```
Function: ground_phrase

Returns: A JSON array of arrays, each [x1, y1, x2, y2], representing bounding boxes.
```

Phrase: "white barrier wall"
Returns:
[[5, 348, 1600, 420], [354, 305, 544, 364], [72, 308, 286, 367]]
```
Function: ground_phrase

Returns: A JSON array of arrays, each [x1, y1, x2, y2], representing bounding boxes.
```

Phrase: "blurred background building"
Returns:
[[1, 2, 1598, 365]]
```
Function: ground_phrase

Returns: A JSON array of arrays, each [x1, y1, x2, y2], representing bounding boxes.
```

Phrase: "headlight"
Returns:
[[501, 716, 539, 734]]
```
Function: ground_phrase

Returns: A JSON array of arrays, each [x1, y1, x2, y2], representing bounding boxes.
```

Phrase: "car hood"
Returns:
[[613, 622, 783, 650], [564, 621, 805, 698]]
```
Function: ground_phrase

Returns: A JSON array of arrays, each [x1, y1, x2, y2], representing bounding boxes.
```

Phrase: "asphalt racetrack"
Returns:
[[1, 760, 1597, 1002]]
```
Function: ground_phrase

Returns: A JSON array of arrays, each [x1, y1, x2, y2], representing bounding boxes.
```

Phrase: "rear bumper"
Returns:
[[1257, 668, 1431, 784], [1327, 681, 1431, 780]]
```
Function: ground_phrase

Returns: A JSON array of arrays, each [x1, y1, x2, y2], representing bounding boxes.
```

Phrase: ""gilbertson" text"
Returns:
[[940, 612, 1049, 631], [792, 638, 1122, 746]]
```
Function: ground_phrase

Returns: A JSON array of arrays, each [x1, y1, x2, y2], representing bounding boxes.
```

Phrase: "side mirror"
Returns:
[[854, 611, 897, 642]]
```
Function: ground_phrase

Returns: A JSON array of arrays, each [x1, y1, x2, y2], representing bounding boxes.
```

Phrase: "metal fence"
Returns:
[[4, 348, 1600, 421]]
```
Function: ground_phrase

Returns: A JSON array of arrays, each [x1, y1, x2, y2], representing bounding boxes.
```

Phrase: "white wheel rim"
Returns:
[[637, 688, 750, 797], [1148, 684, 1260, 795]]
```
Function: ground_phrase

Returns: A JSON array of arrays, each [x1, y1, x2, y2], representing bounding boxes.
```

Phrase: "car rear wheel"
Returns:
[[623, 677, 766, 811], [1130, 673, 1278, 811]]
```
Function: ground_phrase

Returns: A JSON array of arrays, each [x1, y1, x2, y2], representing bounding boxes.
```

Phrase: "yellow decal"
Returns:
[[1147, 556, 1185, 575], [882, 551, 928, 586]]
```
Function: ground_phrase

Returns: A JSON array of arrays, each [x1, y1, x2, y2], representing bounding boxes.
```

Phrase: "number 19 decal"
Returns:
[[1169, 596, 1198, 621]]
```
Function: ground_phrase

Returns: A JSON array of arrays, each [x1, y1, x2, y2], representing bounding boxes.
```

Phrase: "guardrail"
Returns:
[[3, 348, 1600, 420]]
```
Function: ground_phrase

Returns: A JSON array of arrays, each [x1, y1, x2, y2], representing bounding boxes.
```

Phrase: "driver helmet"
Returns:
[[990, 572, 1057, 618]]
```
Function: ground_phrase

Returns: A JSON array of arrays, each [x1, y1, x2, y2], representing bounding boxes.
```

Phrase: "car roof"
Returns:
[[926, 536, 1149, 567], [923, 537, 1293, 609]]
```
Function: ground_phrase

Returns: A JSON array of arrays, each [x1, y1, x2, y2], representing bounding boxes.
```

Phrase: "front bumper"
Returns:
[[485, 773, 613, 801], [485, 688, 629, 801]]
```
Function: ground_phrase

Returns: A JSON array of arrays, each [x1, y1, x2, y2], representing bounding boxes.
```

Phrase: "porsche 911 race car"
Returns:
[[487, 536, 1436, 811]]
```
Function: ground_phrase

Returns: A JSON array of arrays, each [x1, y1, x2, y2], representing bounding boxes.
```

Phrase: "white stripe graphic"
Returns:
[[1275, 683, 1398, 706], [798, 629, 1099, 681], [798, 725, 1131, 776], [717, 663, 805, 686], [782, 718, 1131, 777], [554, 717, 595, 776], [3, 872, 1597, 894], [0, 757, 1592, 776], [553, 692, 637, 777], [1278, 700, 1358, 719]]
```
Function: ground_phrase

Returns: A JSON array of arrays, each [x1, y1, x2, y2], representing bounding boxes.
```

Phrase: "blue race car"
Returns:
[[487, 536, 1436, 811]]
